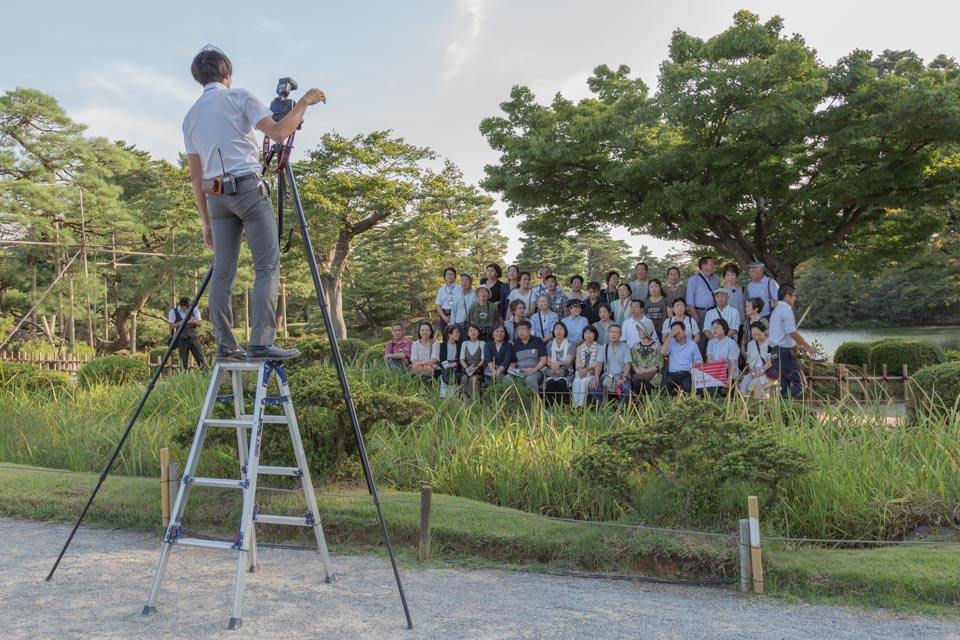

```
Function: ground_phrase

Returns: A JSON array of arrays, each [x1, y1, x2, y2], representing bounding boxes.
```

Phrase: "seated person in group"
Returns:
[[508, 320, 548, 392], [703, 289, 741, 342], [706, 318, 740, 392], [582, 281, 603, 324], [660, 320, 703, 395], [439, 324, 462, 398], [543, 321, 576, 405], [741, 297, 769, 355], [410, 322, 440, 383], [459, 322, 486, 399], [531, 294, 560, 340], [589, 323, 632, 407], [484, 324, 514, 388], [739, 321, 774, 398], [384, 322, 413, 371], [572, 325, 600, 408], [661, 299, 700, 346], [468, 284, 498, 341], [629, 324, 663, 397], [621, 298, 658, 349], [562, 298, 589, 346], [504, 299, 526, 341], [592, 303, 616, 346]]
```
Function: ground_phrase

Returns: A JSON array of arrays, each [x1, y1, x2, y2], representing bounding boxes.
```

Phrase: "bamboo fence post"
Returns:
[[738, 519, 752, 593], [419, 484, 432, 562], [881, 363, 889, 398], [168, 463, 181, 517], [160, 448, 170, 525], [748, 496, 764, 594], [838, 363, 848, 397]]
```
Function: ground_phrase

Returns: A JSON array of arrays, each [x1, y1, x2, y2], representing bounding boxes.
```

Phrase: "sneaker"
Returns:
[[216, 348, 247, 362], [246, 345, 301, 361]]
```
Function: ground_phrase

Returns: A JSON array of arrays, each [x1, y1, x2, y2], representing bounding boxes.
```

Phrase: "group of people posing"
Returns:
[[383, 258, 817, 405]]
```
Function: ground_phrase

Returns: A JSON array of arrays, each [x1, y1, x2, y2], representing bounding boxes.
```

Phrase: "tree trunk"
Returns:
[[320, 272, 347, 340]]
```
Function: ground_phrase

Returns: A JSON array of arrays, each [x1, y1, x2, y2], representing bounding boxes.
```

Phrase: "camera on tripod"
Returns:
[[270, 77, 299, 123]]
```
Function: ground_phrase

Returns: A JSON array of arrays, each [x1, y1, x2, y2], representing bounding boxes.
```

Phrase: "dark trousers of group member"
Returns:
[[662, 371, 691, 395], [178, 335, 207, 371], [630, 376, 660, 398], [773, 346, 803, 399], [438, 310, 451, 341], [543, 378, 571, 405]]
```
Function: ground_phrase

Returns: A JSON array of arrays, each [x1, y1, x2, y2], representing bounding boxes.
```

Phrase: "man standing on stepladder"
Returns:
[[182, 46, 326, 361]]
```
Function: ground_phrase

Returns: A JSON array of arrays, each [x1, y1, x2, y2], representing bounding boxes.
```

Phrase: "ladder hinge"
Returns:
[[165, 524, 184, 543], [305, 511, 316, 526], [182, 475, 194, 485], [232, 531, 244, 550]]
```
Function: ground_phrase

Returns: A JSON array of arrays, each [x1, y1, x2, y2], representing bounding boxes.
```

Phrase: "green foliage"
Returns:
[[293, 337, 369, 365], [867, 338, 945, 374], [76, 355, 151, 389], [480, 11, 960, 284], [834, 342, 871, 366], [361, 342, 386, 365], [907, 361, 960, 420], [573, 397, 811, 512], [0, 363, 36, 384], [3, 370, 73, 396]]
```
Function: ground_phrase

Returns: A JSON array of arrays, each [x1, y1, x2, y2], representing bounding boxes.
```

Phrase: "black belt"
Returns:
[[231, 172, 260, 183]]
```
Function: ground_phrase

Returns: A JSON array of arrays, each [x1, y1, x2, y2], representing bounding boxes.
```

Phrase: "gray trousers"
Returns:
[[207, 178, 279, 351]]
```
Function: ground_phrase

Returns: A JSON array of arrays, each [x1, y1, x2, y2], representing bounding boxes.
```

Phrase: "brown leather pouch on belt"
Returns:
[[200, 176, 223, 195]]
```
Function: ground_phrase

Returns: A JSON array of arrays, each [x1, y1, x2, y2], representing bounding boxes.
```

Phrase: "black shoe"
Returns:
[[246, 345, 301, 361], [216, 348, 247, 362]]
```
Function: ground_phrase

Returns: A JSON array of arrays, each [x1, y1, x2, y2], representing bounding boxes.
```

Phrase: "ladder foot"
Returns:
[[248, 565, 256, 573], [227, 617, 242, 630], [141, 605, 158, 616], [325, 574, 336, 584]]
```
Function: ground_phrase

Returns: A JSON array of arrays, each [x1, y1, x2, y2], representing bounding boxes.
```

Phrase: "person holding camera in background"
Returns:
[[168, 296, 208, 371], [182, 46, 326, 361]]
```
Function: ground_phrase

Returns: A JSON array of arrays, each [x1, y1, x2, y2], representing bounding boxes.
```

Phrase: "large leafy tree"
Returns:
[[480, 11, 960, 284]]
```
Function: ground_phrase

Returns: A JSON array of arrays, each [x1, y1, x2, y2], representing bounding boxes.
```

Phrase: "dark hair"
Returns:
[[582, 325, 599, 340], [778, 285, 796, 301], [178, 296, 190, 306], [519, 270, 532, 281], [509, 299, 526, 313], [635, 262, 648, 270], [605, 270, 620, 285], [586, 281, 601, 291], [570, 275, 584, 285], [552, 322, 568, 338], [492, 324, 508, 339], [672, 298, 687, 310], [598, 302, 612, 314], [444, 323, 460, 338], [507, 264, 519, 275], [711, 318, 730, 334], [545, 274, 558, 283], [748, 297, 765, 313], [391, 321, 404, 330], [417, 322, 435, 339], [443, 266, 457, 277], [698, 256, 715, 269], [749, 321, 768, 333], [464, 322, 480, 336], [485, 263, 502, 278], [515, 319, 532, 330], [191, 46, 232, 85], [670, 321, 686, 332], [631, 298, 645, 308], [648, 278, 663, 295], [667, 266, 681, 276], [617, 283, 632, 296], [609, 323, 622, 333], [722, 262, 740, 277]]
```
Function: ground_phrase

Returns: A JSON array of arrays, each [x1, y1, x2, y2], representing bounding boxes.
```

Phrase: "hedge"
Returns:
[[5, 370, 73, 395], [907, 361, 960, 421], [867, 338, 944, 374], [77, 355, 152, 389], [834, 341, 871, 366]]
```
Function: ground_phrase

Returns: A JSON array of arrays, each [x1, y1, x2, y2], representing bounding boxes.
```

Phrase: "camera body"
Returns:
[[270, 77, 299, 123]]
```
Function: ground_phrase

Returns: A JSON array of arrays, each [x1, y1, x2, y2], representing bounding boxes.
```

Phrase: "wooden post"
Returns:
[[838, 363, 848, 397], [419, 484, 432, 562], [748, 496, 764, 594], [881, 363, 889, 398], [160, 448, 170, 525], [168, 462, 181, 518], [738, 519, 753, 593]]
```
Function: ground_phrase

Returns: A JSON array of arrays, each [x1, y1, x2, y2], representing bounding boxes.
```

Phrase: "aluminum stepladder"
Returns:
[[143, 359, 334, 629]]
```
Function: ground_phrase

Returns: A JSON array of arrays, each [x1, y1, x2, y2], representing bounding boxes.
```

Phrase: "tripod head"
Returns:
[[262, 77, 300, 175], [269, 77, 299, 122]]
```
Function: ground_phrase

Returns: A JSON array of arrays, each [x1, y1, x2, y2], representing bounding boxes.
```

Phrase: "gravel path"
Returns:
[[3, 519, 957, 640]]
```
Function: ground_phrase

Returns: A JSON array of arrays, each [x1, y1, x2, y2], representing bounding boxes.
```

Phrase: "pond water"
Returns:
[[802, 326, 960, 359]]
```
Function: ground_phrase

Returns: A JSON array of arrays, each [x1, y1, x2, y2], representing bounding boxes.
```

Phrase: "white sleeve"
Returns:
[[239, 89, 273, 127]]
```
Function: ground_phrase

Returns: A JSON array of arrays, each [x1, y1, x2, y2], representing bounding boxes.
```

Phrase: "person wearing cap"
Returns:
[[467, 283, 498, 340], [703, 289, 741, 341], [168, 296, 208, 371], [768, 285, 817, 399], [561, 298, 588, 346], [621, 299, 658, 349], [746, 261, 779, 319]]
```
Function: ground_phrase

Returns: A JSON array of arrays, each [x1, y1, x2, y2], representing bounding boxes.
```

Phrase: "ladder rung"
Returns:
[[189, 477, 247, 489], [167, 537, 238, 551], [254, 514, 312, 526], [261, 415, 289, 424], [258, 465, 302, 476], [203, 418, 254, 428], [217, 362, 264, 372]]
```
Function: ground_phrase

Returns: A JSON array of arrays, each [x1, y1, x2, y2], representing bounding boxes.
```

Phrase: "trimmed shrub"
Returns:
[[293, 337, 369, 365], [77, 355, 151, 389], [361, 343, 386, 366], [834, 341, 871, 366], [907, 361, 960, 420], [6, 370, 73, 396], [0, 363, 36, 385], [867, 338, 944, 374]]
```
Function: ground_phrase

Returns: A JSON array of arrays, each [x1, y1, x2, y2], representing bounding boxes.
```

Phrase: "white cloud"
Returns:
[[443, 0, 489, 83], [530, 70, 594, 105], [69, 105, 182, 161], [81, 61, 196, 106]]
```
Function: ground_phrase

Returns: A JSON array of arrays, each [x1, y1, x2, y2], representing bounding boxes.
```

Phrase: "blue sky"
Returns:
[[3, 0, 958, 261]]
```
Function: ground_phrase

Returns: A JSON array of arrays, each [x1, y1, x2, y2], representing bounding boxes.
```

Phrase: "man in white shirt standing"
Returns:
[[183, 46, 325, 361], [768, 285, 817, 399]]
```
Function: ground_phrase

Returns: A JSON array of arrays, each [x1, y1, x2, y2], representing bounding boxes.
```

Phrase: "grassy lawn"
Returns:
[[2, 463, 958, 616]]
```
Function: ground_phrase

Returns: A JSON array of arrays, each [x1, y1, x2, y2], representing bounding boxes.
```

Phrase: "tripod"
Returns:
[[46, 134, 414, 631]]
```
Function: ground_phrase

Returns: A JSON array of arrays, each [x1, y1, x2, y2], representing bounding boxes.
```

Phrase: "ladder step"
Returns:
[[202, 415, 289, 429], [217, 362, 264, 372], [166, 537, 238, 551], [254, 514, 313, 526], [189, 477, 248, 489], [258, 465, 303, 477]]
